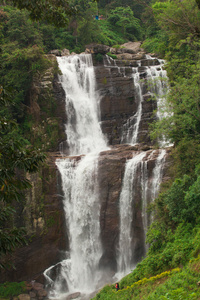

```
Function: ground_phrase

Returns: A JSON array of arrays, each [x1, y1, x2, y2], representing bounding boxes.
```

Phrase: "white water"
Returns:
[[120, 57, 168, 145], [151, 149, 166, 199], [44, 54, 168, 298], [57, 54, 107, 155], [141, 149, 166, 240], [120, 67, 143, 145], [116, 151, 147, 277], [145, 57, 172, 147], [116, 149, 166, 278], [103, 55, 127, 77], [44, 54, 108, 299]]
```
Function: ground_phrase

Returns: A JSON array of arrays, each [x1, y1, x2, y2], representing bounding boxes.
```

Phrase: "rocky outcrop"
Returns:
[[0, 154, 68, 284], [92, 45, 162, 145], [27, 54, 67, 151]]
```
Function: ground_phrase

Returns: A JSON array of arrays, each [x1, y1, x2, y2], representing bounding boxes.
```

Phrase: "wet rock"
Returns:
[[66, 292, 81, 300]]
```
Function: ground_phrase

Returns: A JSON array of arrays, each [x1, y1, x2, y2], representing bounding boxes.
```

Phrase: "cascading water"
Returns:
[[44, 52, 169, 298], [44, 54, 108, 299], [120, 57, 168, 145], [141, 149, 167, 240], [116, 56, 168, 278], [57, 55, 107, 155], [116, 151, 147, 277], [116, 149, 167, 278], [120, 66, 143, 145]]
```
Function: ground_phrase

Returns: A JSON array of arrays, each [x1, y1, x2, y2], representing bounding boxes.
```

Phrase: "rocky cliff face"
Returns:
[[0, 43, 171, 286], [97, 144, 171, 274], [88, 42, 163, 146]]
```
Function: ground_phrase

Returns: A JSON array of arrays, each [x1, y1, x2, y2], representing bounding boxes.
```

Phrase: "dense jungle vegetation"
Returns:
[[0, 0, 200, 298]]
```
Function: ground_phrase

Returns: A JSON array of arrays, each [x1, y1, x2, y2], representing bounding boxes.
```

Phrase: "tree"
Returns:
[[107, 6, 144, 41], [0, 88, 46, 268], [152, 0, 200, 46], [6, 0, 75, 27], [196, 0, 200, 9]]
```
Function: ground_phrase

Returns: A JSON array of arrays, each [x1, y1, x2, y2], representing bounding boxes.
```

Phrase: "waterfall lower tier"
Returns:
[[45, 153, 104, 298], [44, 146, 168, 299], [116, 149, 167, 279], [117, 152, 147, 276]]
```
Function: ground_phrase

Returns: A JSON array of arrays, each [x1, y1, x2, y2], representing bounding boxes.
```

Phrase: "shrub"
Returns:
[[0, 282, 26, 298]]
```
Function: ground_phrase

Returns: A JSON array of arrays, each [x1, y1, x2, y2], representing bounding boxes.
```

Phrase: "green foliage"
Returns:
[[97, 20, 127, 46], [3, 6, 43, 48], [0, 7, 51, 122], [142, 31, 168, 56], [94, 53, 104, 63], [107, 52, 117, 59], [0, 281, 26, 298], [1, 44, 50, 121], [92, 261, 200, 299], [11, 0, 73, 27], [152, 0, 200, 47], [163, 175, 193, 223], [93, 238, 200, 299], [0, 89, 46, 268], [107, 6, 144, 41]]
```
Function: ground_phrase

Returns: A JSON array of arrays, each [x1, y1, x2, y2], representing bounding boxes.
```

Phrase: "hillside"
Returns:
[[0, 0, 200, 299]]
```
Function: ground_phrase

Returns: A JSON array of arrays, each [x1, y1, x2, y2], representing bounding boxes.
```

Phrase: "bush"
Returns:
[[0, 282, 26, 298], [107, 52, 117, 59]]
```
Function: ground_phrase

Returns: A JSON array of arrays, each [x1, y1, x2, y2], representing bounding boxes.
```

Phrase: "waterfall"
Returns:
[[43, 52, 169, 298], [120, 66, 143, 145], [117, 151, 147, 277], [116, 149, 167, 278], [44, 54, 108, 299], [57, 54, 107, 155], [151, 149, 166, 199], [141, 149, 166, 239], [120, 58, 168, 145], [103, 55, 126, 77]]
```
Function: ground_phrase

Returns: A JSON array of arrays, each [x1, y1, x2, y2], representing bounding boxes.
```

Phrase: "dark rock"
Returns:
[[86, 43, 110, 54], [48, 49, 62, 56], [141, 58, 160, 66], [29, 291, 37, 298], [37, 289, 47, 298]]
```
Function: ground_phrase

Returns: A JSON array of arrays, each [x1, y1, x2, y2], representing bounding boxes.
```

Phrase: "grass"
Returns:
[[0, 282, 26, 299], [92, 259, 200, 299]]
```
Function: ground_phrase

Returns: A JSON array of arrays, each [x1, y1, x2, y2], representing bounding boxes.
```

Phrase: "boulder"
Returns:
[[66, 292, 81, 300], [121, 41, 143, 52], [18, 294, 31, 300], [61, 49, 70, 56], [37, 289, 48, 298], [86, 43, 110, 54], [48, 49, 62, 56]]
